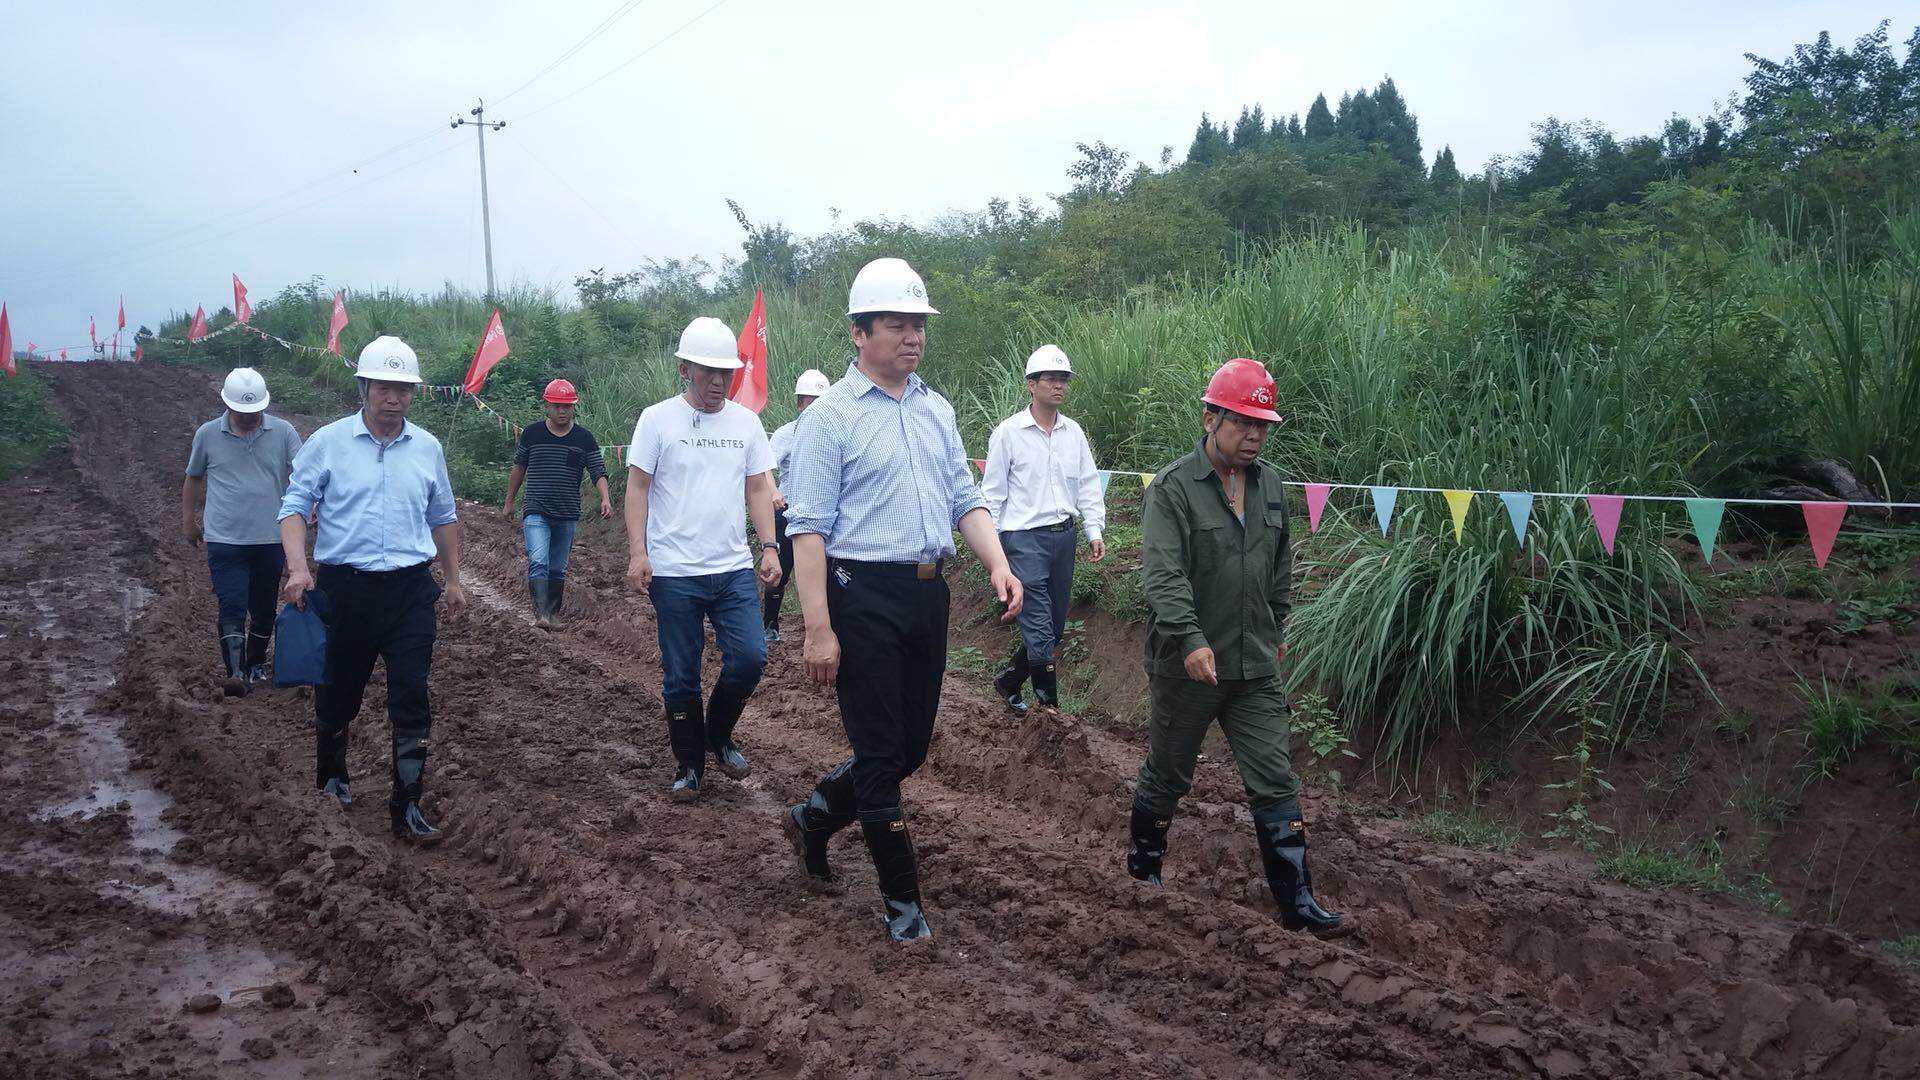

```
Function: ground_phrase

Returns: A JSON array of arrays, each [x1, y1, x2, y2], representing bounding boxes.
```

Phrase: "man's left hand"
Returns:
[[599, 498, 614, 520], [442, 583, 469, 619], [991, 566, 1024, 620], [1089, 538, 1106, 562], [758, 548, 783, 587]]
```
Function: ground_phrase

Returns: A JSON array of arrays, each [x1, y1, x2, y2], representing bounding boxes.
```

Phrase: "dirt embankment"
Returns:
[[3, 359, 1917, 1078]]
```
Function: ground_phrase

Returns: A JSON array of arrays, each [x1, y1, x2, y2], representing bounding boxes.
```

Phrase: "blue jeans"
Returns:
[[648, 569, 767, 704], [522, 514, 579, 581], [207, 542, 285, 661]]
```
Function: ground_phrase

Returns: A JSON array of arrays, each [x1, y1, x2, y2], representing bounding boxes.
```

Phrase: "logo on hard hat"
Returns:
[[242, 392, 258, 403], [909, 283, 925, 298], [1251, 386, 1274, 405], [385, 356, 403, 369]]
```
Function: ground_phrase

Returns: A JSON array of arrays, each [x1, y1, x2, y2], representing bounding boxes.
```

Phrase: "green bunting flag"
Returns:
[[1685, 498, 1725, 564]]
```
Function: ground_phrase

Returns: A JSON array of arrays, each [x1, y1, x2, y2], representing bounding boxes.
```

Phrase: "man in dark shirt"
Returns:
[[1126, 358, 1351, 939], [505, 379, 611, 627]]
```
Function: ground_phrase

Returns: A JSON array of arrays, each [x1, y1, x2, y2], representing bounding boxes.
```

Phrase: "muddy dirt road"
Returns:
[[3, 360, 1917, 1078]]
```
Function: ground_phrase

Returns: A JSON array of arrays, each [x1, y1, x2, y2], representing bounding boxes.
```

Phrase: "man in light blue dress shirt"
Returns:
[[780, 257, 1023, 944], [277, 336, 468, 843]]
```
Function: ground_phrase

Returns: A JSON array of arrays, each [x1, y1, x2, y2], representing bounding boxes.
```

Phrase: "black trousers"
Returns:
[[312, 562, 439, 801], [762, 507, 796, 628], [824, 559, 950, 822]]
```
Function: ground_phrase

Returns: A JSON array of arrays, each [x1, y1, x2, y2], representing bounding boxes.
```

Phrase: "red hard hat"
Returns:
[[1201, 358, 1281, 422], [542, 379, 578, 404]]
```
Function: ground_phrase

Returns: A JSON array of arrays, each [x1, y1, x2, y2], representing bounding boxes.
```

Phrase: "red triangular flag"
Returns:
[[729, 288, 770, 413], [117, 296, 126, 330], [1801, 502, 1847, 568], [1, 304, 14, 378], [1304, 483, 1330, 533], [1586, 494, 1625, 556], [25, 340, 36, 360], [188, 305, 210, 342], [232, 274, 252, 325], [462, 309, 509, 395], [327, 291, 349, 355]]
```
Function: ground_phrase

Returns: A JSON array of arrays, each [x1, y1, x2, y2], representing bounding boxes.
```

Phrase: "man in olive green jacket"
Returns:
[[1126, 358, 1351, 939]]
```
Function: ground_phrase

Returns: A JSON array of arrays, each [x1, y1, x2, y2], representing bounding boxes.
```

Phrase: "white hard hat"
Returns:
[[674, 316, 743, 370], [356, 335, 423, 384], [847, 257, 939, 317], [221, 367, 270, 412], [1024, 344, 1073, 378], [794, 368, 831, 397]]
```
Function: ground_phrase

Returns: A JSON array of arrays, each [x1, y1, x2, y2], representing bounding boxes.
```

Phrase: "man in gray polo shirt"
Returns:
[[183, 367, 303, 696]]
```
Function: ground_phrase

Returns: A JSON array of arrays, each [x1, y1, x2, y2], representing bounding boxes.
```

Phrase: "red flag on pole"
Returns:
[[327, 291, 349, 355], [729, 288, 770, 413], [60, 348, 69, 363], [26, 340, 37, 360], [188, 305, 210, 342], [89, 315, 97, 347], [232, 274, 252, 325], [1, 304, 14, 378], [461, 308, 509, 395], [134, 342, 144, 363], [117, 296, 126, 331]]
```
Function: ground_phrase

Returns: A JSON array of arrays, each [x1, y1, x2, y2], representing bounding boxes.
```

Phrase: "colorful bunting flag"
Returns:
[[1303, 483, 1330, 533], [1802, 502, 1846, 568], [1138, 472, 1155, 487], [1442, 489, 1473, 543], [1370, 486, 1398, 536], [1586, 494, 1624, 555], [1499, 492, 1532, 547], [1097, 470, 1112, 496], [1685, 498, 1725, 564]]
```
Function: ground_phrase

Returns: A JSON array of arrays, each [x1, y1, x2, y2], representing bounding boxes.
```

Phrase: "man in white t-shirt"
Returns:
[[625, 316, 783, 800]]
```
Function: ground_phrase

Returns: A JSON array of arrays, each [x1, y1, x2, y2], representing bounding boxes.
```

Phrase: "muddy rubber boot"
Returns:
[[316, 721, 352, 807], [665, 698, 705, 801], [529, 579, 553, 629], [861, 818, 932, 943], [548, 578, 566, 627], [1031, 663, 1060, 710], [705, 682, 753, 779], [245, 629, 272, 687], [389, 730, 440, 844], [993, 645, 1030, 714], [219, 623, 250, 698], [1253, 809, 1350, 939], [1127, 806, 1171, 885], [783, 760, 854, 895]]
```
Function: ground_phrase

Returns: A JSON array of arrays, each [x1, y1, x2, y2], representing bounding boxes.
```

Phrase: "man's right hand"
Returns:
[[504, 497, 518, 519], [626, 555, 652, 594], [1184, 645, 1218, 685], [282, 568, 315, 609], [803, 624, 841, 686], [184, 521, 202, 547]]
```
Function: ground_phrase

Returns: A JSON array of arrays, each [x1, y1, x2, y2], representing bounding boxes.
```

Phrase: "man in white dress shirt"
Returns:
[[981, 344, 1107, 711]]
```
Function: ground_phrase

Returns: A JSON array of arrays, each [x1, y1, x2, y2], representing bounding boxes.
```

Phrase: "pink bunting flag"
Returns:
[[1586, 494, 1624, 555], [1303, 483, 1330, 533], [971, 458, 986, 474], [1801, 502, 1846, 568]]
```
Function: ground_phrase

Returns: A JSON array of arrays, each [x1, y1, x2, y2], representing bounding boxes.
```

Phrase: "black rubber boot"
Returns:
[[706, 682, 753, 779], [861, 817, 933, 943], [548, 577, 566, 626], [1031, 662, 1060, 709], [389, 729, 440, 843], [316, 722, 352, 807], [665, 698, 705, 800], [1253, 808, 1350, 938], [245, 629, 272, 686], [219, 622, 249, 698], [529, 579, 553, 628], [1127, 805, 1171, 885], [783, 759, 855, 894], [993, 645, 1030, 713]]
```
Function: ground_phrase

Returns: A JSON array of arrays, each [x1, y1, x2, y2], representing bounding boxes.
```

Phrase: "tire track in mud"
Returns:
[[20, 360, 1920, 1079]]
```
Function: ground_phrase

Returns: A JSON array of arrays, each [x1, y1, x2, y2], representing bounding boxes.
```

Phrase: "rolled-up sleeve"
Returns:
[[783, 412, 841, 539], [426, 449, 458, 527], [1076, 430, 1106, 542], [1140, 478, 1207, 657], [942, 410, 987, 529], [278, 436, 327, 522]]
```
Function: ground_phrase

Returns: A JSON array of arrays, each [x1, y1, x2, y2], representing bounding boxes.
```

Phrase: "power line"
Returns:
[[491, 0, 649, 107], [514, 0, 736, 123]]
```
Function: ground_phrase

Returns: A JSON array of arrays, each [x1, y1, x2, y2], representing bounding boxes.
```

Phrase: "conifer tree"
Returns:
[[1304, 93, 1335, 140]]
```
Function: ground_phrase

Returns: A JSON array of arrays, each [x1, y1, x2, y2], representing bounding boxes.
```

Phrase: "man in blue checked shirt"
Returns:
[[277, 336, 468, 844], [780, 257, 1023, 944]]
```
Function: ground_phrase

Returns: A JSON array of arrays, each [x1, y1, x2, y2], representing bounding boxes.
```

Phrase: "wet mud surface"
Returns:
[[3, 360, 1917, 1078]]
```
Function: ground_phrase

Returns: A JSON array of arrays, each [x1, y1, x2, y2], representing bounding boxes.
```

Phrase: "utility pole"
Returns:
[[451, 99, 507, 301]]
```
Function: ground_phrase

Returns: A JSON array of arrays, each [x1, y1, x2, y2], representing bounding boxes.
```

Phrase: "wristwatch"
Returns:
[[761, 542, 779, 551]]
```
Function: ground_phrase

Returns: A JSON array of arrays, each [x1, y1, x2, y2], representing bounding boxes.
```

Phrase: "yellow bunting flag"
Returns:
[[1139, 472, 1155, 487], [1442, 489, 1473, 543]]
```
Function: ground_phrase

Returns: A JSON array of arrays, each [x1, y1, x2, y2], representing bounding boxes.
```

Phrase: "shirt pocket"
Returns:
[[1191, 518, 1228, 576]]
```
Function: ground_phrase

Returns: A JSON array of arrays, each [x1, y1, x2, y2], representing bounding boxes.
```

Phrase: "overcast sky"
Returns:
[[3, 1, 1910, 351]]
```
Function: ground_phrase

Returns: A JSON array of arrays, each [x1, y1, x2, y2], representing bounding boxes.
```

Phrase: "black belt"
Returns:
[[829, 557, 945, 580], [318, 561, 431, 578], [1034, 518, 1076, 533]]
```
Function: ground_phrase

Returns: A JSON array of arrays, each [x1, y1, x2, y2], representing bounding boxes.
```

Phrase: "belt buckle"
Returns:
[[916, 562, 938, 580]]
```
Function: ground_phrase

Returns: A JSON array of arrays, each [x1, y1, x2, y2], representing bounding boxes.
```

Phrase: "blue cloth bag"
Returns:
[[272, 590, 330, 687]]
